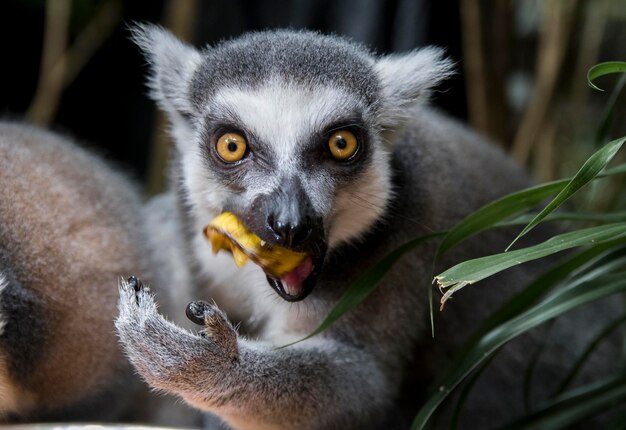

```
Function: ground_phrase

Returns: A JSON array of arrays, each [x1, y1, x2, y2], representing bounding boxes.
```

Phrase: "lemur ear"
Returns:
[[130, 23, 202, 120], [374, 47, 454, 129]]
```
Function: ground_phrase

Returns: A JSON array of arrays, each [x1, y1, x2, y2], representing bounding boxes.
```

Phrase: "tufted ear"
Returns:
[[130, 23, 202, 120], [374, 47, 454, 130]]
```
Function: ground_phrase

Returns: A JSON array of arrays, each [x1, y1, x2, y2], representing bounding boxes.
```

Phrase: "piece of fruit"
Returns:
[[203, 212, 307, 278]]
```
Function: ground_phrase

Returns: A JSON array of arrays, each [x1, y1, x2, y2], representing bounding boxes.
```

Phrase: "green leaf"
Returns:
[[441, 245, 626, 426], [553, 313, 626, 397], [437, 180, 567, 255], [436, 223, 626, 310], [450, 354, 496, 429], [497, 210, 626, 227], [541, 251, 626, 304], [437, 161, 626, 256], [278, 232, 443, 348], [506, 137, 626, 251], [468, 240, 626, 347], [587, 61, 626, 91], [602, 162, 626, 177], [500, 372, 626, 429], [595, 73, 626, 145], [411, 273, 626, 430], [522, 321, 555, 413]]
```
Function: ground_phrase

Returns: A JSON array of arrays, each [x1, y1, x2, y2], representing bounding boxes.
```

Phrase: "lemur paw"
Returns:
[[186, 300, 238, 360], [116, 277, 239, 392], [116, 276, 240, 391]]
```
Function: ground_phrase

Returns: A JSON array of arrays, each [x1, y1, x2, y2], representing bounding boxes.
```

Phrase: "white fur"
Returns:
[[328, 148, 393, 247], [211, 81, 365, 176], [175, 79, 394, 333], [374, 47, 455, 129], [131, 24, 203, 117], [207, 81, 391, 246]]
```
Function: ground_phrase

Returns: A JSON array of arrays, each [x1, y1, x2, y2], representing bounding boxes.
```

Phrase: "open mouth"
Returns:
[[204, 212, 325, 302], [266, 254, 324, 302]]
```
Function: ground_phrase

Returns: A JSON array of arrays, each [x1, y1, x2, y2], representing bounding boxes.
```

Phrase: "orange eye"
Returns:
[[216, 132, 247, 163], [328, 130, 358, 161]]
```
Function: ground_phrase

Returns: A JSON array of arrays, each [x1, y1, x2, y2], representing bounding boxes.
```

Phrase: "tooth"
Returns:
[[209, 234, 223, 254]]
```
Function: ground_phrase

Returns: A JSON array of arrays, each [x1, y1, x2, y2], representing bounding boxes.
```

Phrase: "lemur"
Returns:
[[115, 25, 622, 429], [0, 124, 196, 425], [0, 25, 620, 429], [0, 123, 145, 420]]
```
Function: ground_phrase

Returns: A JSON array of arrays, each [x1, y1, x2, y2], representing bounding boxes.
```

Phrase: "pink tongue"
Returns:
[[280, 257, 314, 296]]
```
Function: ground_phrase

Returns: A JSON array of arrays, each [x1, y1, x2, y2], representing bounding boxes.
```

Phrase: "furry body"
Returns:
[[0, 124, 197, 425], [0, 123, 147, 419], [117, 106, 551, 430], [117, 27, 620, 429], [0, 27, 620, 429]]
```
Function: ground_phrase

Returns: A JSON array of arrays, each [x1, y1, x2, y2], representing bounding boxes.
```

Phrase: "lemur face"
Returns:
[[185, 33, 390, 301], [135, 26, 452, 301], [193, 80, 390, 300]]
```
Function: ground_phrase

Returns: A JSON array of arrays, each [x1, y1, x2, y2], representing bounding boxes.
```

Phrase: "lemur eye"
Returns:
[[216, 132, 247, 163], [328, 130, 358, 161]]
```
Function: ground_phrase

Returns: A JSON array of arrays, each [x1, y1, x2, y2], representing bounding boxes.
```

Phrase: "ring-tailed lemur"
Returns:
[[115, 25, 623, 429], [0, 123, 198, 425], [0, 123, 146, 420], [0, 25, 619, 429]]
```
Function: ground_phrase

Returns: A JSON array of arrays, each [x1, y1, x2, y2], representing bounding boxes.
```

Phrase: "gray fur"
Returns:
[[131, 23, 202, 120], [0, 25, 611, 429], [188, 30, 380, 108]]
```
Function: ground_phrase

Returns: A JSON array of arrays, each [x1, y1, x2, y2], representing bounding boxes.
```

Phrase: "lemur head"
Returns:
[[134, 24, 452, 301]]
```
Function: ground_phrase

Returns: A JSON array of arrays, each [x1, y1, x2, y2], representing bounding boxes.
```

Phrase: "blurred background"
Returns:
[[2, 0, 626, 205]]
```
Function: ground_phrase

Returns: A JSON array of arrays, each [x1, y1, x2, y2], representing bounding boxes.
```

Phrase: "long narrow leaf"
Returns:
[[411, 274, 626, 430], [470, 241, 626, 346], [595, 73, 626, 144], [522, 321, 555, 413], [497, 210, 626, 227], [441, 245, 626, 426], [437, 180, 567, 255], [506, 137, 626, 251], [587, 61, 626, 91], [552, 313, 626, 397], [437, 162, 626, 256], [279, 232, 442, 348], [500, 372, 626, 429], [602, 162, 626, 177], [450, 354, 496, 430], [436, 223, 626, 309], [540, 252, 626, 305]]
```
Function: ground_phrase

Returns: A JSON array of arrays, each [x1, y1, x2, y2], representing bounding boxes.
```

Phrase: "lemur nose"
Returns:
[[267, 214, 313, 249]]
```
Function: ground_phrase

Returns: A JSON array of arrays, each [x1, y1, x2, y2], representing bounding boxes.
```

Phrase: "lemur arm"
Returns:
[[115, 278, 393, 430]]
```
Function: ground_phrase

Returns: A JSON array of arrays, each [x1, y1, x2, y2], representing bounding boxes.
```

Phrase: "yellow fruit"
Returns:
[[204, 212, 306, 278]]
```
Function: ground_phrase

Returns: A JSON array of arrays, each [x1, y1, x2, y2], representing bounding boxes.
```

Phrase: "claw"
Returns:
[[186, 300, 211, 325], [127, 275, 142, 292]]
